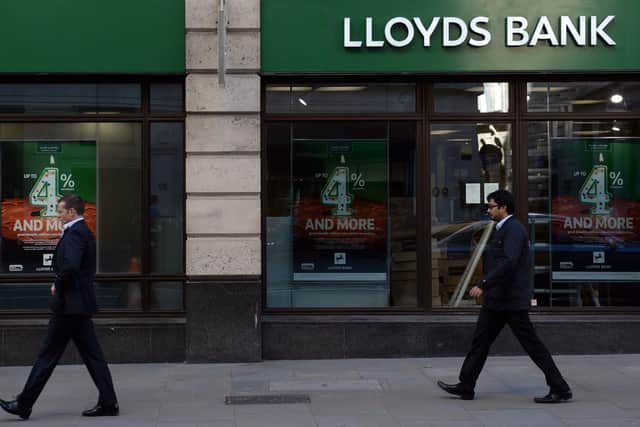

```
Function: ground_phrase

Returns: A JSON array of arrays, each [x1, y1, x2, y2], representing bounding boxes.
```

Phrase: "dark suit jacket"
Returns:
[[478, 216, 532, 310], [50, 219, 98, 316]]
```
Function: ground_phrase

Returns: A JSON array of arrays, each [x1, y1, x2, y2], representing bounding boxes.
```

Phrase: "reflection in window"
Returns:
[[95, 282, 143, 310], [430, 123, 512, 307], [151, 281, 183, 310], [0, 83, 141, 114], [527, 82, 640, 112], [150, 83, 183, 113], [434, 82, 509, 113], [0, 281, 144, 311], [528, 121, 640, 307], [265, 83, 416, 113], [150, 123, 184, 274], [0, 283, 51, 310], [0, 123, 142, 275], [265, 121, 417, 308]]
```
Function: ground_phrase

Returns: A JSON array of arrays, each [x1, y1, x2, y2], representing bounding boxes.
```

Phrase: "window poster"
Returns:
[[551, 138, 640, 281], [292, 139, 388, 281], [1, 140, 96, 273]]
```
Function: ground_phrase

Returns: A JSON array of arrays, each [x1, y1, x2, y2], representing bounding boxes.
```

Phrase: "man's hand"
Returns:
[[469, 286, 483, 298], [51, 284, 56, 296]]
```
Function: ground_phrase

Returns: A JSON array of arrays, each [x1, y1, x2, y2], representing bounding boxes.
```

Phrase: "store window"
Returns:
[[527, 82, 640, 113], [433, 82, 509, 113], [0, 83, 141, 114], [265, 83, 416, 114], [0, 80, 184, 312], [430, 123, 513, 307], [265, 121, 417, 308], [265, 78, 640, 313], [527, 120, 640, 307]]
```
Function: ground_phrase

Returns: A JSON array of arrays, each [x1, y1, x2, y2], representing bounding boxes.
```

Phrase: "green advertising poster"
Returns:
[[292, 139, 388, 281], [551, 138, 640, 281], [1, 141, 96, 273]]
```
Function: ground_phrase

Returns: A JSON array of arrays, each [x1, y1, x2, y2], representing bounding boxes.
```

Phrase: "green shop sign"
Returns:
[[0, 0, 184, 73], [262, 0, 640, 73]]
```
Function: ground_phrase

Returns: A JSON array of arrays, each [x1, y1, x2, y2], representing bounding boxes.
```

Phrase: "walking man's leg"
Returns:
[[507, 311, 572, 403], [70, 316, 118, 416], [0, 316, 70, 419], [459, 308, 507, 389], [19, 316, 71, 408], [438, 308, 506, 399]]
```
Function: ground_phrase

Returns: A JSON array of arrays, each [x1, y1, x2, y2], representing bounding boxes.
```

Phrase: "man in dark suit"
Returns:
[[437, 189, 572, 403], [0, 195, 118, 420]]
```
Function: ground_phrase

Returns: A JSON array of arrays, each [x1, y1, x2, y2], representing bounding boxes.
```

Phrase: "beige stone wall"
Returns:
[[185, 0, 261, 276]]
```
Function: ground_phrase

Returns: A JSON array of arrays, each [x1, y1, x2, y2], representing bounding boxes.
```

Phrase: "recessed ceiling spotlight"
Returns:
[[610, 94, 624, 104]]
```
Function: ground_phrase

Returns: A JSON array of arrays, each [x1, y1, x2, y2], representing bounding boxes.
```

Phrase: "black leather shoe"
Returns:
[[0, 399, 32, 420], [437, 380, 475, 400], [534, 390, 573, 403], [82, 403, 119, 417]]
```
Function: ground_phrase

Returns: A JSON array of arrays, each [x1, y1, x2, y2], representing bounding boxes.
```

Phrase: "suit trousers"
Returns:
[[17, 315, 117, 409], [459, 308, 569, 393]]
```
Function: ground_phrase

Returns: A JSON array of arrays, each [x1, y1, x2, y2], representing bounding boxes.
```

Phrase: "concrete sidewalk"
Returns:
[[1, 354, 639, 426]]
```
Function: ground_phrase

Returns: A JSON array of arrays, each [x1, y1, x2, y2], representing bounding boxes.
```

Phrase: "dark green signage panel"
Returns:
[[0, 0, 184, 73], [262, 0, 640, 73]]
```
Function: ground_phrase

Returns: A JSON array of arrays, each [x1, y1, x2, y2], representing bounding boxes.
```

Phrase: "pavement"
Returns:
[[1, 354, 640, 426]]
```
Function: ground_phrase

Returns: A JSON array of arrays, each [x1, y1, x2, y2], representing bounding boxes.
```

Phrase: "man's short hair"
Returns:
[[487, 189, 515, 214], [59, 194, 85, 215]]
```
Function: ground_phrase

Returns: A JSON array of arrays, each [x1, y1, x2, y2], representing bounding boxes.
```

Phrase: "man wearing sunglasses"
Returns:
[[437, 189, 572, 404]]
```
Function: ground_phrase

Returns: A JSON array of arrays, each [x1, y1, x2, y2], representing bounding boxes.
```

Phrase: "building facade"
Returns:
[[1, 0, 640, 365]]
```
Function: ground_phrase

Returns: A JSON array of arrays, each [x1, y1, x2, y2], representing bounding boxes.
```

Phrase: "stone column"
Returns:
[[185, 0, 261, 362]]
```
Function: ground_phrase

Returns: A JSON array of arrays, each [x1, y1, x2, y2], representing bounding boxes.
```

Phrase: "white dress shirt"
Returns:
[[62, 217, 85, 235], [495, 214, 513, 231]]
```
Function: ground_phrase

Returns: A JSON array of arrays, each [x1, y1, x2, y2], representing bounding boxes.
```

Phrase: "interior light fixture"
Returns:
[[315, 86, 367, 92], [431, 129, 459, 136], [527, 86, 570, 93], [266, 86, 312, 92], [573, 130, 611, 135], [612, 121, 621, 132], [298, 98, 308, 106], [570, 99, 606, 105], [610, 94, 624, 104]]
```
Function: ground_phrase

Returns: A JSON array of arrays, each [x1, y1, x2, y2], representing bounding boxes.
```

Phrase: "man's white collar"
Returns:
[[63, 217, 84, 231], [496, 214, 513, 230]]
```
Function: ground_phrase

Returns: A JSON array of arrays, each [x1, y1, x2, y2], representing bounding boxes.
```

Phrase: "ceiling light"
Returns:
[[570, 99, 606, 105], [315, 86, 367, 92], [527, 86, 569, 93], [431, 130, 459, 136], [573, 130, 611, 135], [610, 94, 624, 104], [298, 98, 307, 106], [266, 86, 312, 92]]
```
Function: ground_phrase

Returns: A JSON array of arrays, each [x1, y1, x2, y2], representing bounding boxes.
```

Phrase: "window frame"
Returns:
[[0, 75, 186, 317], [262, 73, 640, 315]]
